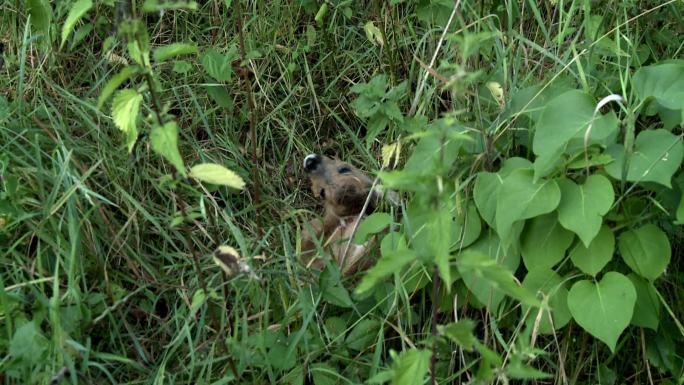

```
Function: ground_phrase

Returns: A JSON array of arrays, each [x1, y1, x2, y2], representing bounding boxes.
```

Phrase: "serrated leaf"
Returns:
[[618, 224, 671, 281], [522, 268, 571, 334], [201, 46, 238, 82], [569, 225, 614, 277], [605, 129, 684, 188], [354, 212, 392, 244], [495, 169, 560, 247], [438, 320, 477, 350], [151, 122, 186, 176], [189, 163, 245, 189], [557, 175, 614, 246], [98, 66, 139, 109], [520, 212, 574, 270], [153, 42, 198, 62], [111, 89, 142, 152], [391, 349, 431, 385], [627, 273, 660, 330], [567, 272, 636, 352], [457, 250, 540, 308], [61, 0, 93, 49]]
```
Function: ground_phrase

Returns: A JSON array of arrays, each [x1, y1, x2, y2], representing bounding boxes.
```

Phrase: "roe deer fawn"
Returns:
[[300, 153, 387, 275]]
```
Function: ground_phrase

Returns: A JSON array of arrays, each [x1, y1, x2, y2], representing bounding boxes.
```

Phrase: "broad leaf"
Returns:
[[618, 224, 671, 281], [346, 319, 380, 351], [453, 201, 481, 249], [457, 250, 540, 308], [633, 62, 684, 111], [391, 349, 431, 385], [9, 321, 48, 364], [61, 0, 93, 49], [473, 172, 502, 229], [532, 90, 618, 179], [201, 46, 238, 82], [111, 89, 142, 152], [438, 320, 477, 351], [142, 0, 199, 12], [189, 163, 245, 189], [520, 212, 574, 270], [153, 42, 198, 62], [627, 273, 660, 330], [567, 272, 636, 352], [27, 0, 52, 39], [98, 66, 139, 109], [355, 233, 415, 295], [557, 175, 614, 246], [495, 169, 560, 247], [605, 129, 683, 188], [522, 268, 571, 334], [569, 225, 614, 277], [151, 122, 186, 176], [354, 212, 392, 244]]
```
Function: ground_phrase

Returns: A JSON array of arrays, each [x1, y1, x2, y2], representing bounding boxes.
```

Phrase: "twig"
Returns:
[[234, 0, 262, 239]]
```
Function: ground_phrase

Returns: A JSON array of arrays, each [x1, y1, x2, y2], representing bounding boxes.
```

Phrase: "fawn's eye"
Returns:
[[337, 166, 352, 175]]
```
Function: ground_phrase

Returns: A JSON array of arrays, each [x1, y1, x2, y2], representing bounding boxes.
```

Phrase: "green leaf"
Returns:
[[322, 285, 352, 308], [677, 189, 684, 225], [111, 89, 142, 152], [98, 66, 139, 109], [61, 0, 93, 49], [506, 357, 553, 379], [345, 319, 380, 351], [354, 212, 392, 244], [201, 46, 238, 82], [627, 273, 660, 330], [618, 224, 671, 281], [453, 201, 481, 249], [495, 169, 560, 247], [189, 163, 245, 189], [605, 129, 684, 188], [153, 42, 199, 62], [205, 85, 233, 110], [520, 212, 574, 270], [9, 321, 48, 364], [356, 233, 414, 295], [473, 172, 502, 229], [438, 320, 477, 350], [151, 122, 187, 176], [457, 250, 540, 308], [633, 62, 684, 111], [127, 40, 151, 67], [142, 0, 199, 12], [532, 90, 618, 179], [569, 225, 615, 277], [567, 272, 636, 352], [173, 60, 193, 74], [27, 0, 52, 39], [391, 349, 431, 385], [522, 268, 571, 334], [190, 289, 207, 314], [557, 175, 614, 246]]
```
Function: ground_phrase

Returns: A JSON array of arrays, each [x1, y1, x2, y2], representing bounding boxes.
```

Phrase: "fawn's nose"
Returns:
[[304, 154, 322, 172]]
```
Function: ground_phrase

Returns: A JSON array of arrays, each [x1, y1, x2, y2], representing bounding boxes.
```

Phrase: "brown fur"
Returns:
[[301, 154, 379, 274]]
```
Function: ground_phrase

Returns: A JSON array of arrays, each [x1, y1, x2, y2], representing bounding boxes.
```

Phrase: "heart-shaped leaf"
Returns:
[[557, 175, 614, 246], [633, 62, 684, 111], [520, 213, 574, 270], [533, 90, 618, 180], [569, 225, 615, 277], [496, 169, 560, 247], [627, 273, 660, 331], [567, 272, 636, 352], [605, 129, 684, 188], [618, 224, 671, 281], [522, 268, 571, 334]]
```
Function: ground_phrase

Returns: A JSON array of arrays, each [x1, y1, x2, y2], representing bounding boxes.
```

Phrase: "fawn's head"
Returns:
[[303, 154, 376, 218]]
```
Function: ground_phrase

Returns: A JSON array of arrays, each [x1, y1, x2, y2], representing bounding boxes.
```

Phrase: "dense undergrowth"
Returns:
[[1, 0, 684, 384]]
